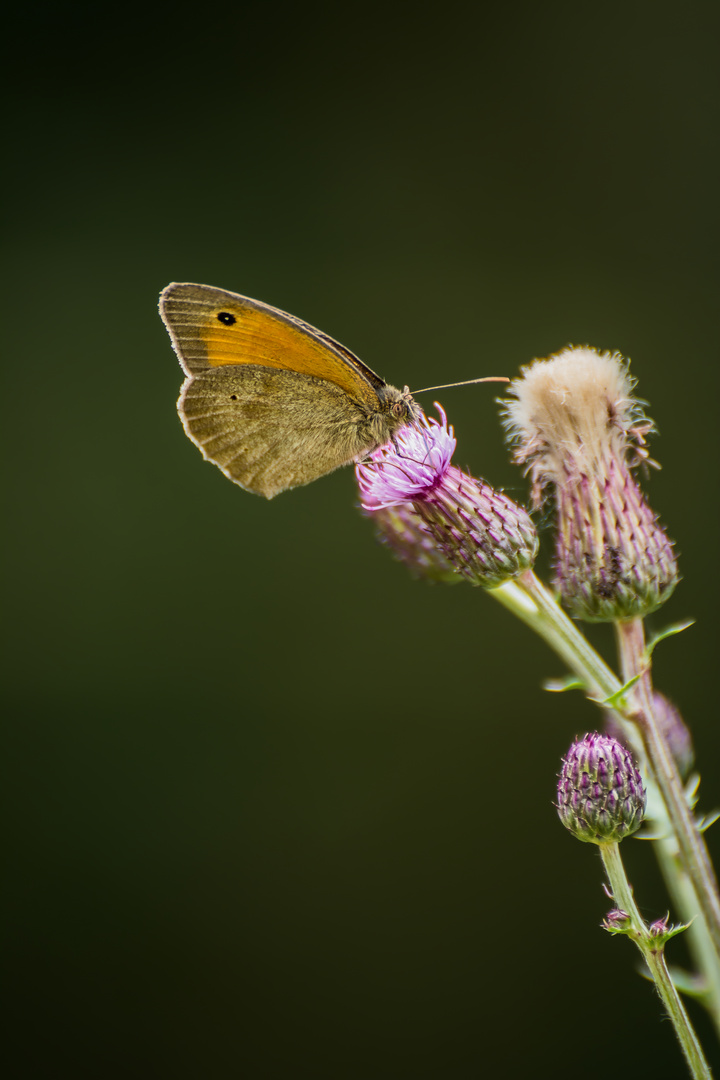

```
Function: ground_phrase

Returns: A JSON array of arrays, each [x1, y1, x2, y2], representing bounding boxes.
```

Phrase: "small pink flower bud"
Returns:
[[603, 909, 632, 931], [649, 914, 671, 936], [605, 691, 694, 780]]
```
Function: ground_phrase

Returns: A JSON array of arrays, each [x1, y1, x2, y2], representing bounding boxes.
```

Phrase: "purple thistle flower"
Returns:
[[357, 406, 457, 509], [357, 408, 538, 587], [557, 732, 647, 844]]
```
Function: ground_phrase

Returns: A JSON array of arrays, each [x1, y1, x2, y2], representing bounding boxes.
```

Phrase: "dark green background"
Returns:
[[6, 3, 719, 1076]]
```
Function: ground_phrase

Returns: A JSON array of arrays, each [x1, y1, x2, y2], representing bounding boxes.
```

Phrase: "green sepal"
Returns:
[[602, 914, 634, 935], [652, 921, 693, 947]]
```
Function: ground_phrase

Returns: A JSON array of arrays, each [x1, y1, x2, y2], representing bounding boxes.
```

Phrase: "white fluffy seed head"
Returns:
[[502, 346, 652, 503], [502, 346, 677, 621]]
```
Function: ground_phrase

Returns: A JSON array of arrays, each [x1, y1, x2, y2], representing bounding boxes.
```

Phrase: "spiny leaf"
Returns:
[[696, 809, 720, 833], [602, 675, 641, 710], [645, 619, 695, 662], [543, 675, 585, 693]]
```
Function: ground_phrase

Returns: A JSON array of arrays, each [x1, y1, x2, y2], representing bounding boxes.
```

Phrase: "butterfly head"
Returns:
[[354, 384, 420, 459]]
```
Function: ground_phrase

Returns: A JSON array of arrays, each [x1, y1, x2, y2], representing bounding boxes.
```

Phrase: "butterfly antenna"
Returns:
[[411, 376, 510, 394]]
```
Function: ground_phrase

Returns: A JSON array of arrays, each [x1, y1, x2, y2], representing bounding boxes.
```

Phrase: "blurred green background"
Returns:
[[6, 2, 720, 1076]]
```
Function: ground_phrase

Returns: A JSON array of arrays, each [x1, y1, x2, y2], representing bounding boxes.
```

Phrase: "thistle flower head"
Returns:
[[358, 406, 457, 509], [503, 347, 678, 621], [363, 502, 462, 584], [557, 732, 646, 844], [357, 407, 538, 587], [605, 691, 694, 781], [502, 347, 649, 501]]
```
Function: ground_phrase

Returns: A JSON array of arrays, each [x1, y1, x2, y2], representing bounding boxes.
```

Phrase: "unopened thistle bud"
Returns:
[[357, 408, 538, 587], [503, 347, 678, 621], [605, 691, 694, 781], [603, 908, 632, 931], [557, 732, 646, 844]]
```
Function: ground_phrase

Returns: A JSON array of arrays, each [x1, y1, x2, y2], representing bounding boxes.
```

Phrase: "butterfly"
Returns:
[[159, 282, 419, 499]]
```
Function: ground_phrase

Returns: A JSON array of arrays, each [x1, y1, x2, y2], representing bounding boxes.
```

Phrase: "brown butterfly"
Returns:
[[159, 282, 419, 499]]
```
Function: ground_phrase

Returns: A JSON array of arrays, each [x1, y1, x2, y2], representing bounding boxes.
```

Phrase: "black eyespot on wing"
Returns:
[[230, 394, 238, 400], [217, 312, 236, 325]]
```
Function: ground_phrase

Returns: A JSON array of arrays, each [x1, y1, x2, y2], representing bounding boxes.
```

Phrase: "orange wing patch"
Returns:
[[161, 283, 379, 405]]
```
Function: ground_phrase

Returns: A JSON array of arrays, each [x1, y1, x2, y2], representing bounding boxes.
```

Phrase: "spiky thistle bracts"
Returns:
[[357, 408, 538, 587], [557, 733, 647, 844], [503, 348, 678, 621]]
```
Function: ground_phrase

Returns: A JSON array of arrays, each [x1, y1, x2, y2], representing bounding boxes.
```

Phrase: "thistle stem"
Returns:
[[487, 571, 720, 960], [488, 572, 620, 699], [615, 618, 720, 1005], [654, 831, 720, 1039], [599, 841, 712, 1080]]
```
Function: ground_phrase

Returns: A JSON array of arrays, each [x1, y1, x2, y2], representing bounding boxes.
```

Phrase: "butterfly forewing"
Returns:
[[160, 283, 382, 406]]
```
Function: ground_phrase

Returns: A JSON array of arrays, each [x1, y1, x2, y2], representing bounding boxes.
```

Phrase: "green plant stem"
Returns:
[[487, 575, 619, 698], [599, 841, 712, 1080], [654, 832, 720, 1039], [487, 571, 720, 962], [614, 619, 720, 958]]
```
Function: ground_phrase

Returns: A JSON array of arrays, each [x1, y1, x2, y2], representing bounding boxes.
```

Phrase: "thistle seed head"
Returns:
[[503, 348, 678, 621]]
